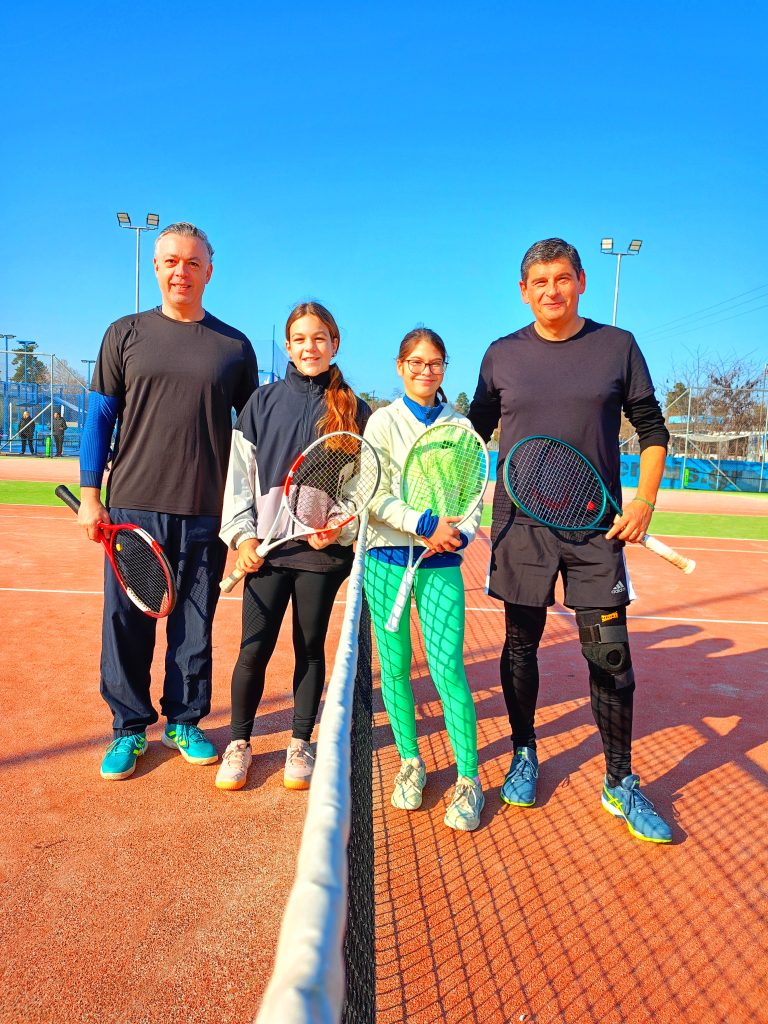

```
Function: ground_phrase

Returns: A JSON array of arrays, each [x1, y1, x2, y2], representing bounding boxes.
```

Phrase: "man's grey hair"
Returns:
[[155, 222, 214, 261], [520, 238, 582, 282]]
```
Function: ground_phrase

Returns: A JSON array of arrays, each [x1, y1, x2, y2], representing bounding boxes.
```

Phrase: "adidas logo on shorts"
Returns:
[[611, 580, 626, 595]]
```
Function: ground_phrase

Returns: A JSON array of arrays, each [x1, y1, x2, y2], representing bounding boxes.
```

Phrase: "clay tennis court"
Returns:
[[1, 456, 766, 1023]]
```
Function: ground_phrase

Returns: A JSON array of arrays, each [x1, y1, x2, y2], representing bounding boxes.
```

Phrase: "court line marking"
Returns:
[[2, 587, 766, 627], [463, 606, 768, 626]]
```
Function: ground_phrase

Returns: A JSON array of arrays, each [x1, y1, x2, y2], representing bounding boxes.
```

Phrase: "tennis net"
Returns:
[[254, 513, 375, 1024]]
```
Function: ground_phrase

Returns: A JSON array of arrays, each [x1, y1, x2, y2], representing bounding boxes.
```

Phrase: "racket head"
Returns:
[[101, 524, 177, 618], [284, 432, 381, 533], [401, 422, 489, 522], [502, 435, 610, 530]]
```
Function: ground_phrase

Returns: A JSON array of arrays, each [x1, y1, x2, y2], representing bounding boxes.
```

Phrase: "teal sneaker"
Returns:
[[500, 746, 538, 807], [162, 723, 218, 765], [101, 733, 147, 780], [602, 774, 672, 844]]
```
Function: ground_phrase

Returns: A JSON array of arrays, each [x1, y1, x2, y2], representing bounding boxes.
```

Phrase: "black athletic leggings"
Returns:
[[500, 602, 633, 785], [230, 563, 348, 743]]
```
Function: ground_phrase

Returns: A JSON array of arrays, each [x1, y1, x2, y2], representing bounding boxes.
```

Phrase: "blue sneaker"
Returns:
[[101, 733, 147, 780], [500, 746, 538, 807], [162, 723, 218, 765], [602, 774, 672, 843]]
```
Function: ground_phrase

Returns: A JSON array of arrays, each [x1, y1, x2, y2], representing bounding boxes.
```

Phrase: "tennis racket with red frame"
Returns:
[[219, 431, 381, 594], [502, 435, 695, 573], [56, 485, 177, 617]]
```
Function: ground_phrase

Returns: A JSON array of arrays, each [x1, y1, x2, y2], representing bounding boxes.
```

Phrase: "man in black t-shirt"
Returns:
[[78, 222, 259, 781], [469, 237, 673, 843]]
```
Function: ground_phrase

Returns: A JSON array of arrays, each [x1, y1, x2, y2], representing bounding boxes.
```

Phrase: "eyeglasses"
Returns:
[[404, 358, 447, 374]]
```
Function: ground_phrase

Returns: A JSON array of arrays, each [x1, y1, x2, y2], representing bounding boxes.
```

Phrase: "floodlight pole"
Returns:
[[81, 359, 96, 387], [1, 333, 16, 444], [600, 239, 643, 326], [760, 361, 768, 493], [116, 213, 160, 313], [611, 254, 624, 327]]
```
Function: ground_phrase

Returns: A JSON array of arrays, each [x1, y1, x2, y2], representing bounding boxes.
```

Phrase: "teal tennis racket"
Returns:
[[502, 435, 695, 573], [385, 422, 489, 632]]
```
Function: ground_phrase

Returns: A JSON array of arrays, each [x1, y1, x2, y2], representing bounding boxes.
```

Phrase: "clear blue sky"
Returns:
[[2, 1, 767, 401]]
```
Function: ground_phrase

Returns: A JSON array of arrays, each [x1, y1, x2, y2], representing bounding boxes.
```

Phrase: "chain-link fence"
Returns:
[[1, 348, 88, 456], [2, 340, 289, 457], [621, 386, 768, 492]]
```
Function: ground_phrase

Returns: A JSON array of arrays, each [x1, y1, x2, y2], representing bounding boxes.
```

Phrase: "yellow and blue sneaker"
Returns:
[[100, 733, 148, 780], [162, 723, 218, 765], [602, 774, 672, 843], [500, 746, 538, 807]]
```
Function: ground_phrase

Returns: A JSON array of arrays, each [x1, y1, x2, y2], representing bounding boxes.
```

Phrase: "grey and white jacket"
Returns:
[[219, 362, 370, 572]]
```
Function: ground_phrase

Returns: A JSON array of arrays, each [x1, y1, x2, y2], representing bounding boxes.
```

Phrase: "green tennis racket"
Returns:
[[384, 422, 489, 632]]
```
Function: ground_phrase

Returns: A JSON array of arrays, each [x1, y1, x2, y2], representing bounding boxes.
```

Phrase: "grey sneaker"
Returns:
[[391, 758, 427, 810], [215, 740, 252, 791], [444, 776, 485, 831], [284, 740, 315, 790]]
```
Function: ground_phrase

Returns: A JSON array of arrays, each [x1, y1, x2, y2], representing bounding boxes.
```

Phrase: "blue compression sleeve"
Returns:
[[80, 393, 118, 488]]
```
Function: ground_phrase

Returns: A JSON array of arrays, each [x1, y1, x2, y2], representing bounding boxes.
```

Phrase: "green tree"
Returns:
[[665, 381, 688, 411], [359, 390, 390, 412], [12, 341, 49, 385], [453, 391, 470, 414]]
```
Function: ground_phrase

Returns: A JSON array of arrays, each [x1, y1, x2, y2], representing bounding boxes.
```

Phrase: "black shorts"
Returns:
[[487, 518, 631, 609]]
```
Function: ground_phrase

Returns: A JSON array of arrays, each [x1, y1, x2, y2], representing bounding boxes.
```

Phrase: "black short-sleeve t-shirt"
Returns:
[[92, 307, 259, 515]]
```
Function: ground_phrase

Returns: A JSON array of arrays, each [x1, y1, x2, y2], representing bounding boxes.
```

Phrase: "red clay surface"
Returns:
[[1, 458, 767, 1023]]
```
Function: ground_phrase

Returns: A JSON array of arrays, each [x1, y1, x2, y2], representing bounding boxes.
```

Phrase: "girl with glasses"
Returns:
[[363, 328, 485, 831]]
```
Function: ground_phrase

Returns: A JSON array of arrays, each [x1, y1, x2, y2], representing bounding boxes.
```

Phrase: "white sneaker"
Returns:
[[444, 776, 484, 831], [391, 758, 427, 810], [215, 740, 252, 791], [284, 740, 315, 790]]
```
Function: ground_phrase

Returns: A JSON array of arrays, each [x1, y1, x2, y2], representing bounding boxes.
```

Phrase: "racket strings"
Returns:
[[288, 437, 379, 530], [111, 530, 174, 616], [507, 438, 606, 529], [403, 428, 487, 517]]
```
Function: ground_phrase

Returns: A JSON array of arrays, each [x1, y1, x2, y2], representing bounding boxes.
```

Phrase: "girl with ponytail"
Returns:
[[216, 302, 370, 792]]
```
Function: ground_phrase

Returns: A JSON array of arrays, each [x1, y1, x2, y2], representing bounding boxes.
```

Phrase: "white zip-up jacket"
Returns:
[[363, 398, 483, 556]]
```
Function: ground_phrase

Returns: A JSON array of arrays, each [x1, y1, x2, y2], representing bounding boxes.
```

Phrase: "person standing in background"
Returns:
[[18, 410, 35, 455], [52, 411, 67, 456]]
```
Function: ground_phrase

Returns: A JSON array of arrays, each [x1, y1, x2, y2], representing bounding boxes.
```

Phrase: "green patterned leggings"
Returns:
[[363, 555, 478, 778]]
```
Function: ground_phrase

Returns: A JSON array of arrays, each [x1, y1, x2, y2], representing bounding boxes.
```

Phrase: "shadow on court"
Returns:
[[372, 536, 768, 1024]]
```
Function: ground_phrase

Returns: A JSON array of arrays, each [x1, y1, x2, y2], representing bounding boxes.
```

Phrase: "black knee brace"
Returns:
[[576, 607, 635, 689]]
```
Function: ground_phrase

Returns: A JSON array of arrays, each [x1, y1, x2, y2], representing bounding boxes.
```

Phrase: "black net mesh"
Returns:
[[341, 593, 376, 1024]]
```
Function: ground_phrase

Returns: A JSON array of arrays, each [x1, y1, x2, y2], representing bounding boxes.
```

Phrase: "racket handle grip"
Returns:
[[55, 484, 81, 514], [384, 568, 415, 632], [219, 567, 246, 593], [641, 534, 696, 574]]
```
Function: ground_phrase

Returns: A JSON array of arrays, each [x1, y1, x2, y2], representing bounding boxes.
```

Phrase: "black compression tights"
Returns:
[[500, 602, 633, 785], [230, 564, 347, 743]]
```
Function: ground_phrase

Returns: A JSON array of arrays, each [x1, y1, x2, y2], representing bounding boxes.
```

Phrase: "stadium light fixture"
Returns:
[[1, 335, 16, 419], [116, 211, 160, 313], [600, 236, 644, 326]]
